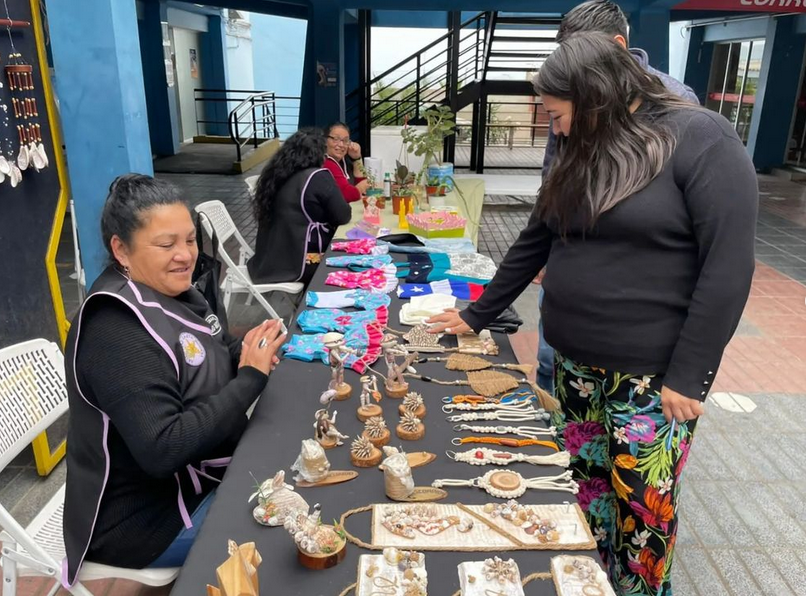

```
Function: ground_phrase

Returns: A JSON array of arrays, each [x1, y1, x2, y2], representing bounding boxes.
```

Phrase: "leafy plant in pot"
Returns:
[[392, 160, 416, 215]]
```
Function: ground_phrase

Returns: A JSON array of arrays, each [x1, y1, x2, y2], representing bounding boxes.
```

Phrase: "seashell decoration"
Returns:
[[291, 439, 331, 483], [400, 411, 422, 433], [249, 470, 309, 527], [351, 436, 376, 459], [365, 416, 388, 438], [402, 392, 424, 413]]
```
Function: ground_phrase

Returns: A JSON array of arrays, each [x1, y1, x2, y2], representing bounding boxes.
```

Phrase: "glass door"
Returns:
[[705, 39, 765, 144], [787, 64, 806, 167]]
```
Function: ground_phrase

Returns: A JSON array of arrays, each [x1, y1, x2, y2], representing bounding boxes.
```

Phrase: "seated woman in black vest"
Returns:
[[62, 174, 286, 584], [247, 128, 352, 286]]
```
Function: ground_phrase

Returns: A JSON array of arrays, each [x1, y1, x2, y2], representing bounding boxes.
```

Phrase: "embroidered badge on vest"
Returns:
[[206, 314, 222, 336], [180, 332, 206, 366]]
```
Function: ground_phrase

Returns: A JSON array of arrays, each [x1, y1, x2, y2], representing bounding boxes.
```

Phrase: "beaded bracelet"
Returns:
[[451, 436, 560, 451], [446, 447, 571, 468], [432, 470, 579, 498]]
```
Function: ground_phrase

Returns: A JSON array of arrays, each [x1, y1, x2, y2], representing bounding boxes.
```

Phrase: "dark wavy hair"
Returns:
[[534, 32, 695, 234], [252, 128, 327, 223]]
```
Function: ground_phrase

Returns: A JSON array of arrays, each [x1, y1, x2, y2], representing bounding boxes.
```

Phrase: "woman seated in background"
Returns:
[[322, 121, 369, 202], [63, 174, 286, 584], [248, 128, 352, 286]]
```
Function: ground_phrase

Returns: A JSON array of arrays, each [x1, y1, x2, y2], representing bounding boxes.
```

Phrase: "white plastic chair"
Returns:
[[0, 339, 178, 595], [194, 200, 303, 320]]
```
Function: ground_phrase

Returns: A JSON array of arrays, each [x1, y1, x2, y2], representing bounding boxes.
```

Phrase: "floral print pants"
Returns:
[[551, 353, 697, 596]]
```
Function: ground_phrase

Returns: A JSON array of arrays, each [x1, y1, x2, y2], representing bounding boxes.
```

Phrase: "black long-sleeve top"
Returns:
[[462, 107, 758, 400], [75, 295, 267, 568]]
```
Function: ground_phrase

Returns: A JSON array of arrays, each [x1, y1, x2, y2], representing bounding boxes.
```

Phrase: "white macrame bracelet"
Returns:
[[453, 423, 557, 439], [432, 470, 579, 498], [446, 447, 572, 468], [441, 400, 544, 414], [448, 411, 549, 423]]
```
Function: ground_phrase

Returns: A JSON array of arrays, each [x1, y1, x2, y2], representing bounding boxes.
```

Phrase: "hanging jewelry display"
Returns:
[[283, 504, 347, 570], [313, 408, 349, 449], [356, 549, 428, 596], [356, 374, 383, 422], [458, 557, 525, 596], [431, 470, 579, 498], [550, 555, 617, 596], [248, 470, 309, 527], [446, 447, 571, 468], [339, 502, 595, 551], [291, 439, 358, 487], [399, 391, 426, 419], [363, 415, 391, 448], [397, 410, 425, 441], [350, 435, 383, 468]]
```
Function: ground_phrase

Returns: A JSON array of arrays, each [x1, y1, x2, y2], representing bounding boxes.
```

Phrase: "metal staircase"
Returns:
[[346, 11, 559, 172]]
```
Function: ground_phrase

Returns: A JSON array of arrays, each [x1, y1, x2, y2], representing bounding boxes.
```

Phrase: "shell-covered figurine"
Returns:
[[314, 408, 349, 449], [249, 470, 309, 527], [381, 335, 419, 398], [284, 503, 347, 569], [398, 391, 426, 419], [396, 410, 425, 441], [324, 332, 353, 401], [382, 446, 415, 501], [291, 439, 331, 483], [363, 415, 391, 448], [350, 435, 383, 468], [357, 374, 383, 422]]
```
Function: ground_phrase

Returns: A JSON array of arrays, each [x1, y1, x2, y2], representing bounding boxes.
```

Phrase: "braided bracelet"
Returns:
[[453, 423, 557, 439], [446, 447, 571, 468], [432, 470, 579, 498], [451, 436, 560, 451], [442, 400, 547, 416], [448, 410, 550, 423]]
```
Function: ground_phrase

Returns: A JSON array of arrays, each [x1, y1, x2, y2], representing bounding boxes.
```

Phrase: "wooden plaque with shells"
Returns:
[[339, 503, 595, 551], [356, 549, 427, 596]]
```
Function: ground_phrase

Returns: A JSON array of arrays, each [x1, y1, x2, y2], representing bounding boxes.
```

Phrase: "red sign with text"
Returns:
[[674, 0, 806, 11]]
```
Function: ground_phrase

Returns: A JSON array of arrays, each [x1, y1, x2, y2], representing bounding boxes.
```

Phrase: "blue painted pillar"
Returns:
[[683, 25, 713, 106], [201, 14, 229, 137], [300, 3, 344, 128], [629, 8, 671, 74], [48, 0, 153, 287], [344, 19, 360, 97], [747, 16, 806, 171], [139, 0, 181, 156]]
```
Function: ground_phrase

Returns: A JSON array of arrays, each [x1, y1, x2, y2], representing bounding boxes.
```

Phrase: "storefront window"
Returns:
[[787, 66, 806, 167], [705, 39, 765, 144]]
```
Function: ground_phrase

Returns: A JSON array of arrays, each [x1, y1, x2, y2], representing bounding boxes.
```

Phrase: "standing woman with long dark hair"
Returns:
[[248, 128, 352, 286], [429, 33, 758, 595]]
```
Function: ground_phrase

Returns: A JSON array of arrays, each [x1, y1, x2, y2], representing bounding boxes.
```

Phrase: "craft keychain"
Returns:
[[419, 353, 534, 375], [441, 398, 537, 412], [452, 435, 560, 451], [432, 470, 579, 498], [447, 408, 550, 423], [453, 423, 557, 439], [447, 447, 571, 468]]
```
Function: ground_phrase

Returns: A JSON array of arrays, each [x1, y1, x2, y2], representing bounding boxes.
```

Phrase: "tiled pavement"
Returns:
[[7, 172, 806, 595]]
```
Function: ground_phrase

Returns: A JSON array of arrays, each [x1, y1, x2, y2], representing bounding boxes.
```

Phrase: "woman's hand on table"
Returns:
[[426, 308, 472, 335], [356, 179, 370, 195], [661, 385, 705, 424], [240, 319, 287, 375]]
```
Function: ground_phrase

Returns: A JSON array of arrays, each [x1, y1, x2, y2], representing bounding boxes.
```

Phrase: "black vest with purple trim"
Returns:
[[62, 266, 233, 586]]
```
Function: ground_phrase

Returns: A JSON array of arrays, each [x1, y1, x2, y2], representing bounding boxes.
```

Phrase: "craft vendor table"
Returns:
[[335, 178, 485, 247], [171, 249, 598, 596]]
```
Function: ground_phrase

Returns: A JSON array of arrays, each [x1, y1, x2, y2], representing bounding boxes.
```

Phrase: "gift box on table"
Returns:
[[406, 211, 466, 239]]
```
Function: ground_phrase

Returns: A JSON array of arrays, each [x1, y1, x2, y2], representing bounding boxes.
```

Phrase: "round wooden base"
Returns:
[[317, 435, 338, 450], [297, 533, 347, 570], [351, 447, 382, 468], [356, 404, 383, 422], [334, 383, 352, 401], [385, 382, 409, 399], [398, 404, 426, 419], [396, 424, 425, 441], [363, 427, 391, 448]]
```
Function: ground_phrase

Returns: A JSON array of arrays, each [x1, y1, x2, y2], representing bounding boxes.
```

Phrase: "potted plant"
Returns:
[[400, 105, 457, 187], [392, 160, 416, 215], [358, 162, 385, 209], [425, 174, 442, 197]]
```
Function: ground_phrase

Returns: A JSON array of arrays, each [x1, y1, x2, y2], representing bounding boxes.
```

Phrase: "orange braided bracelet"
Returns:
[[452, 436, 560, 451]]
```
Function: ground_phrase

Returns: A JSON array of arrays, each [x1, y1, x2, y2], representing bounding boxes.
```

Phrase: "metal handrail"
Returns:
[[226, 91, 279, 162]]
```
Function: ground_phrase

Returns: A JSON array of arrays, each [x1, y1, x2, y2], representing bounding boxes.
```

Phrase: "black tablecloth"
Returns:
[[170, 250, 598, 596]]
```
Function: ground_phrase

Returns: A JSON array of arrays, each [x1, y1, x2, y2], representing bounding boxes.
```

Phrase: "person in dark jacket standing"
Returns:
[[429, 34, 758, 596], [536, 0, 699, 396], [63, 175, 286, 585], [247, 128, 352, 286]]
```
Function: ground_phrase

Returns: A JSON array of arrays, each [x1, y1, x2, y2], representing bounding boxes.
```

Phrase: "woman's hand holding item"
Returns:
[[240, 319, 286, 375], [426, 308, 472, 335]]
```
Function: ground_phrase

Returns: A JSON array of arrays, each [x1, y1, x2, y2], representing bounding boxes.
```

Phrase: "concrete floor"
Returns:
[[7, 172, 806, 596]]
